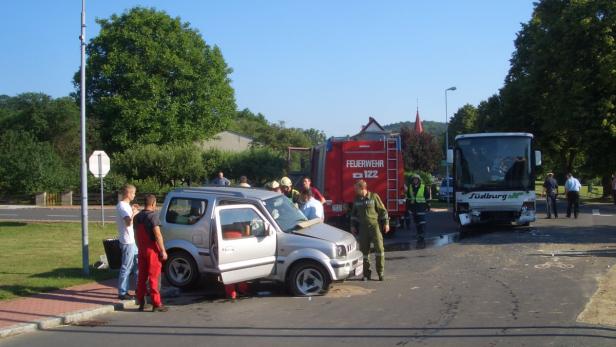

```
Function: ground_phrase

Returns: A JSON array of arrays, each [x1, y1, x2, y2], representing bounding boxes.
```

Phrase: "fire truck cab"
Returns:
[[290, 118, 407, 231]]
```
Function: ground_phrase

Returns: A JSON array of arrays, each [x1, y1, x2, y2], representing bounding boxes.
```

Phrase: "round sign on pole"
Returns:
[[88, 150, 111, 178]]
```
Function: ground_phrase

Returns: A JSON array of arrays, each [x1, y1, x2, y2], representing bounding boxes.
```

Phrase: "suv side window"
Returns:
[[219, 208, 266, 239], [166, 198, 208, 225]]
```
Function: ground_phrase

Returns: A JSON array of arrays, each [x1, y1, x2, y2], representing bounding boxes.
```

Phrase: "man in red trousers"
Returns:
[[134, 194, 168, 312]]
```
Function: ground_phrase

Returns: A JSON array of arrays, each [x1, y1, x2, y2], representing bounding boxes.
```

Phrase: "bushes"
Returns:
[[113, 144, 286, 190], [0, 131, 77, 195], [202, 148, 286, 186]]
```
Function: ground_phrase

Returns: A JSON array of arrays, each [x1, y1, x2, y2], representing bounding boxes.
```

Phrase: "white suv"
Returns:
[[159, 187, 363, 296]]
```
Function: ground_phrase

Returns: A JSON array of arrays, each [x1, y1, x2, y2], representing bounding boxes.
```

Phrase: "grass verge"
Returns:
[[0, 222, 118, 301]]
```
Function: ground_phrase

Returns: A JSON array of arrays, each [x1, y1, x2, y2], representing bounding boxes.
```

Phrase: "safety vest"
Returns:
[[407, 184, 427, 204]]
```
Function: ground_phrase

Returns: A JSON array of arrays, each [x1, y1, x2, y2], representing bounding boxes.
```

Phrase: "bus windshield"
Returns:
[[455, 136, 533, 191]]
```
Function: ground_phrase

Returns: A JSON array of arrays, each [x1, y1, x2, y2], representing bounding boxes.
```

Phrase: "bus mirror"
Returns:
[[446, 149, 454, 165], [535, 151, 542, 166]]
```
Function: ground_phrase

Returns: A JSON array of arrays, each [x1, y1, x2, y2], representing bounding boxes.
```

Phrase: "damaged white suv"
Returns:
[[159, 187, 363, 296]]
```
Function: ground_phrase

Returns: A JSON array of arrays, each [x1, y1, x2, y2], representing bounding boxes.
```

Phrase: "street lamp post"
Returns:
[[445, 86, 456, 207], [79, 0, 89, 276]]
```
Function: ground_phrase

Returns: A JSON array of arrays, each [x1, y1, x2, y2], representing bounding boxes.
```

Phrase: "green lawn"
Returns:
[[534, 181, 605, 201], [0, 222, 119, 301]]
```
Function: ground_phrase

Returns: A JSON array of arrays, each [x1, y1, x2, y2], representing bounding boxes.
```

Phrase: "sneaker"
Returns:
[[152, 305, 168, 312], [118, 294, 135, 301]]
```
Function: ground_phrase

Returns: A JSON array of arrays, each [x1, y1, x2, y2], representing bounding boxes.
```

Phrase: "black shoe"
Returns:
[[546, 216, 551, 219], [362, 273, 371, 281], [416, 239, 426, 249], [118, 294, 134, 301], [378, 275, 384, 281], [152, 305, 168, 312], [137, 301, 145, 311]]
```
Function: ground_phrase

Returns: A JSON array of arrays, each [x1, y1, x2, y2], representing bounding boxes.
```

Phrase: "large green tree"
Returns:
[[77, 7, 236, 151], [502, 0, 616, 192]]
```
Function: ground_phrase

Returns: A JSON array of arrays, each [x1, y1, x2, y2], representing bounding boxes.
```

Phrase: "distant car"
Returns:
[[159, 187, 363, 296], [439, 177, 454, 201]]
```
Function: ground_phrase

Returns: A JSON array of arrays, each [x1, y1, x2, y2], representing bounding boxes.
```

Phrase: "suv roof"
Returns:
[[171, 186, 280, 200]]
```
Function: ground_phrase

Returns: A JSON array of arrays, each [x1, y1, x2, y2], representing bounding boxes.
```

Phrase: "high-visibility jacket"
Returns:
[[407, 183, 427, 204]]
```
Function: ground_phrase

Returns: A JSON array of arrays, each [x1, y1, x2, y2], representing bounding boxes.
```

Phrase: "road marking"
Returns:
[[0, 213, 18, 216], [46, 214, 79, 218], [591, 209, 613, 217]]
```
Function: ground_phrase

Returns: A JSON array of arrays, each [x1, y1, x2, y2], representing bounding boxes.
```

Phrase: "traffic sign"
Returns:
[[88, 151, 110, 178]]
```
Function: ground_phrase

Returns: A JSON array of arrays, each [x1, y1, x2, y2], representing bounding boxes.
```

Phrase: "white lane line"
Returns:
[[46, 214, 79, 218]]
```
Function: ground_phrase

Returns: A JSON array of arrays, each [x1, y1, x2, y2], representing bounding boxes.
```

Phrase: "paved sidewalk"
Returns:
[[0, 280, 130, 338]]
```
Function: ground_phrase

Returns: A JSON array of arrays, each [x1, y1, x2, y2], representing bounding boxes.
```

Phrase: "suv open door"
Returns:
[[213, 204, 277, 284]]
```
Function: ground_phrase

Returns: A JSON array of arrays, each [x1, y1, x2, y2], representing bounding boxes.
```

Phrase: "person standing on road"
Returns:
[[301, 176, 326, 204], [134, 194, 168, 312], [280, 176, 301, 204], [212, 171, 231, 186], [611, 173, 616, 205], [406, 174, 431, 249], [299, 189, 324, 220], [238, 176, 251, 188], [542, 172, 559, 219], [116, 184, 139, 300], [350, 180, 389, 281], [565, 173, 581, 219]]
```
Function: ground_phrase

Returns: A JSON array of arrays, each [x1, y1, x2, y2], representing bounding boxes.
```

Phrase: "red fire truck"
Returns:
[[289, 118, 407, 231]]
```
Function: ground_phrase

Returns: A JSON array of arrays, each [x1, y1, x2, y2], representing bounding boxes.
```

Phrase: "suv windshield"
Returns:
[[264, 195, 308, 233], [455, 136, 533, 191]]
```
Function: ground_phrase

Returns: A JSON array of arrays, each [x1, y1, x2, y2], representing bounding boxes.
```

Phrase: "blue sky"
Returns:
[[0, 1, 535, 137]]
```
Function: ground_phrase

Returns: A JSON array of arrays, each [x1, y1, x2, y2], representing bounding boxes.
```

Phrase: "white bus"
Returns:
[[448, 133, 542, 228]]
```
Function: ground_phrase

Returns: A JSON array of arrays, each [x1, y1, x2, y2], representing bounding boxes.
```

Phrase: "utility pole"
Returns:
[[80, 0, 89, 276]]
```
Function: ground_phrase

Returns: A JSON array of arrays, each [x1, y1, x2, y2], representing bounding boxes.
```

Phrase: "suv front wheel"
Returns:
[[287, 261, 331, 296], [164, 250, 200, 289]]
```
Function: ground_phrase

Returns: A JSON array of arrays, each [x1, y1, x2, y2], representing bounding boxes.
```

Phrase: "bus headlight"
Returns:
[[457, 202, 470, 213]]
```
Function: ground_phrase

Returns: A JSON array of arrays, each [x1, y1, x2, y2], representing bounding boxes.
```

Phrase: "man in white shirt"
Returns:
[[564, 173, 581, 219], [299, 189, 324, 220], [116, 184, 139, 300]]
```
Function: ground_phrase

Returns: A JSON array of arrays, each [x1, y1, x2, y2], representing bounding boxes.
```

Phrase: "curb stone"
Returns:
[[0, 300, 134, 339]]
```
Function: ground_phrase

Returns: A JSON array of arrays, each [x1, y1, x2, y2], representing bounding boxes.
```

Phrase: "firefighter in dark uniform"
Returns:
[[406, 174, 431, 249], [350, 180, 389, 281]]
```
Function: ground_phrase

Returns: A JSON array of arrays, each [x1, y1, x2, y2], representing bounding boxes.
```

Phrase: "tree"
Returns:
[[400, 126, 442, 173], [303, 128, 327, 146], [77, 7, 236, 151], [501, 0, 616, 183], [228, 108, 320, 151], [0, 131, 75, 195], [448, 104, 478, 141], [0, 93, 81, 166]]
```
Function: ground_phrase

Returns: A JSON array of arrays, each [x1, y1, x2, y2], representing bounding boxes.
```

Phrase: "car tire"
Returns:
[[164, 250, 200, 289], [287, 261, 331, 297]]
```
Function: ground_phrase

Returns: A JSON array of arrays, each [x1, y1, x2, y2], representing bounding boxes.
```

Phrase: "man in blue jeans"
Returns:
[[116, 184, 139, 300]]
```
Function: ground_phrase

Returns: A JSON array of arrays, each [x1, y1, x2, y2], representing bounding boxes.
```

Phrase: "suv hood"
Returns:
[[292, 220, 353, 244]]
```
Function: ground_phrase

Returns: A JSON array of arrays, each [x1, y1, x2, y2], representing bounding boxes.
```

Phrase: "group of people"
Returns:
[[115, 184, 168, 312], [542, 172, 583, 219]]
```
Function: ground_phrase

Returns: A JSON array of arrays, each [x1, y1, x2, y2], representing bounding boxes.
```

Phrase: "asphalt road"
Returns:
[[2, 202, 616, 346]]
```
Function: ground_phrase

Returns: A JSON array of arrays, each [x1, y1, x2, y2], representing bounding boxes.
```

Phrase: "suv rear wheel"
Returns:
[[164, 251, 200, 289], [287, 261, 331, 296]]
